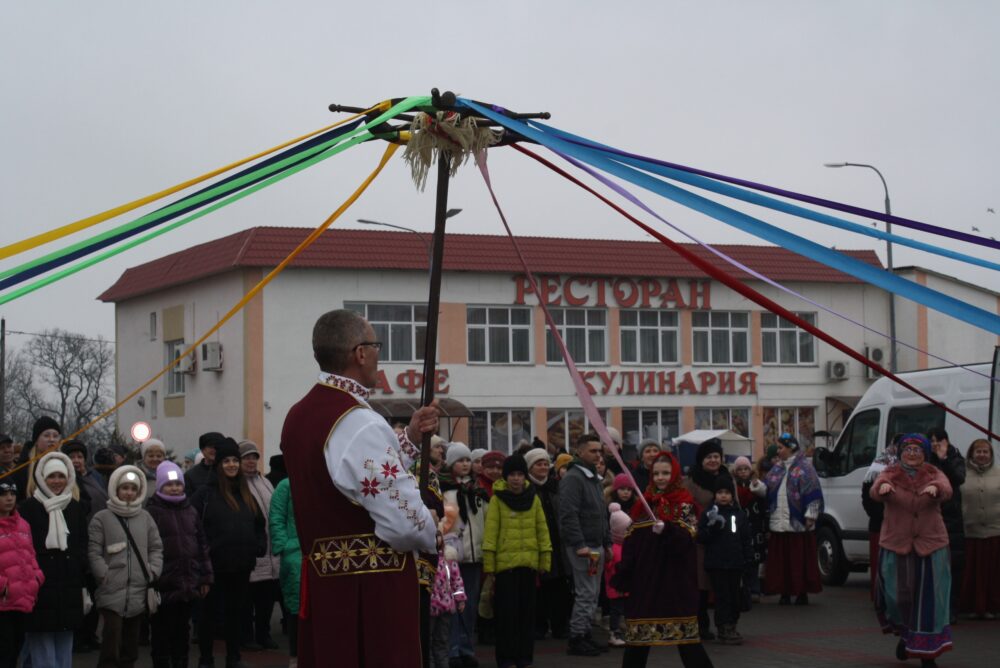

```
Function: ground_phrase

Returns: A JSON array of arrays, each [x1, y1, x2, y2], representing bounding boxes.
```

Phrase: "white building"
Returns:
[[98, 227, 998, 463]]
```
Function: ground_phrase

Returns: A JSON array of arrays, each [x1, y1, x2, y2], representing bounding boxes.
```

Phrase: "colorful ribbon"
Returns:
[[459, 98, 1000, 337]]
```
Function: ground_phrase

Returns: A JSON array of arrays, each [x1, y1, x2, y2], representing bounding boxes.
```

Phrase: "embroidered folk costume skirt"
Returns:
[[876, 547, 953, 659], [764, 531, 822, 596], [960, 535, 1000, 616]]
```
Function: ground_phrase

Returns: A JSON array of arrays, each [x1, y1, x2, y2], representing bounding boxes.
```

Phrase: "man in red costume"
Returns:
[[281, 309, 440, 667]]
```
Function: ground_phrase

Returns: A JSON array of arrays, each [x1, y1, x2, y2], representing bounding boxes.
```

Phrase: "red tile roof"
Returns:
[[98, 226, 883, 303]]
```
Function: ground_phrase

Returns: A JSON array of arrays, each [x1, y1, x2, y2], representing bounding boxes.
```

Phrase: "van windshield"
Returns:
[[886, 404, 946, 444], [817, 408, 879, 477]]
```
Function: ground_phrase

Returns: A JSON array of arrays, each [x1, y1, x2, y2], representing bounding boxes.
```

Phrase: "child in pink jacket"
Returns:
[[0, 479, 44, 668], [606, 502, 633, 647], [429, 534, 467, 668]]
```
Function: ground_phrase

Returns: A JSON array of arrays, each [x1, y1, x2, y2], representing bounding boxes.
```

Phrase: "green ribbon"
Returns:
[[0, 96, 427, 305]]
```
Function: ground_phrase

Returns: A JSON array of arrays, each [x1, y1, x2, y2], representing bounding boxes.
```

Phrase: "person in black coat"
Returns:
[[526, 448, 572, 640], [697, 476, 752, 646], [184, 432, 226, 497], [190, 438, 265, 668], [18, 452, 88, 668], [928, 427, 966, 623]]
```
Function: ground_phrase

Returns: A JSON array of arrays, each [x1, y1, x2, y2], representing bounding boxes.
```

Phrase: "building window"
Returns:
[[620, 310, 679, 364], [694, 407, 750, 437], [149, 312, 157, 341], [345, 303, 427, 362], [546, 309, 607, 364], [621, 408, 681, 451], [165, 340, 186, 395], [762, 312, 816, 365], [762, 406, 816, 450], [692, 311, 749, 365], [467, 307, 531, 364], [470, 409, 533, 454], [546, 408, 608, 453], [150, 391, 158, 419]]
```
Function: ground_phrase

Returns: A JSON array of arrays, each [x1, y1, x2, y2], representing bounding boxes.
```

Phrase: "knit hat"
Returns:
[[777, 433, 800, 451], [554, 453, 574, 471], [199, 431, 226, 451], [61, 439, 88, 459], [238, 440, 260, 459], [93, 447, 116, 467], [141, 438, 166, 457], [156, 460, 185, 493], [481, 451, 506, 469], [523, 448, 549, 471], [612, 473, 632, 492], [470, 448, 488, 462], [109, 444, 129, 458], [609, 502, 633, 544], [606, 427, 623, 445], [444, 442, 472, 469], [214, 437, 240, 463], [31, 416, 61, 446], [0, 433, 12, 445], [732, 456, 752, 471], [114, 466, 144, 491], [765, 444, 779, 460], [695, 438, 724, 464], [713, 475, 736, 495], [639, 438, 661, 456], [900, 433, 932, 460], [40, 454, 69, 480], [183, 449, 199, 463], [502, 453, 528, 479]]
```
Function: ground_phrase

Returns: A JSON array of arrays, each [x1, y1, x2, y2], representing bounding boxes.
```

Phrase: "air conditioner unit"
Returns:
[[173, 353, 196, 374], [865, 346, 884, 380], [202, 342, 223, 371], [826, 360, 849, 381]]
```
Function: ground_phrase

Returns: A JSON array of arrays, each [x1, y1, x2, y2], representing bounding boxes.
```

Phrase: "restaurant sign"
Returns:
[[513, 275, 711, 309]]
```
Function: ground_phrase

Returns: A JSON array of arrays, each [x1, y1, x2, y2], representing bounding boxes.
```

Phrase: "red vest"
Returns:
[[282, 383, 421, 668]]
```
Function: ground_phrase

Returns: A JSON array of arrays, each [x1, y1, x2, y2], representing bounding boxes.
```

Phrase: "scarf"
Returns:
[[765, 452, 823, 527], [493, 480, 537, 512], [968, 458, 993, 475], [864, 445, 899, 483], [735, 479, 755, 509], [631, 452, 697, 530], [155, 491, 187, 503], [477, 473, 496, 497], [106, 466, 146, 518], [438, 472, 488, 524], [32, 452, 75, 551]]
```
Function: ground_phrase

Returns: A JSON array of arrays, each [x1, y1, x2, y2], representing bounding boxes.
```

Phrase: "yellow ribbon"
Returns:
[[1, 141, 399, 479], [0, 105, 381, 262]]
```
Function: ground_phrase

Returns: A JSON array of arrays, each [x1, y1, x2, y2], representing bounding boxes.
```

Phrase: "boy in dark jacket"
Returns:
[[698, 476, 752, 645]]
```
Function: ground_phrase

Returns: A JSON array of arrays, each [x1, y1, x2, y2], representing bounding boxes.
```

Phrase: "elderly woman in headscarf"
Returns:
[[139, 438, 168, 501], [17, 451, 88, 668], [870, 433, 953, 667], [763, 433, 823, 606], [960, 438, 1000, 619]]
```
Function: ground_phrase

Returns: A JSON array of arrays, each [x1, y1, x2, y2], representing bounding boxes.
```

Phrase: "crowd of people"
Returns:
[[0, 380, 997, 668]]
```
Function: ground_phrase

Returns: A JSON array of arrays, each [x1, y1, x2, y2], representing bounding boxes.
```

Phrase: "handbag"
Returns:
[[116, 516, 161, 615]]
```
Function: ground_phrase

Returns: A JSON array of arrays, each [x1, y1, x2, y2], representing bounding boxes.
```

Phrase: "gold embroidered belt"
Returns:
[[308, 532, 408, 577]]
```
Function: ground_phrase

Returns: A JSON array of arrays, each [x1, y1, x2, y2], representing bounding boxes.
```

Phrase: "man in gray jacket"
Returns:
[[557, 433, 612, 656]]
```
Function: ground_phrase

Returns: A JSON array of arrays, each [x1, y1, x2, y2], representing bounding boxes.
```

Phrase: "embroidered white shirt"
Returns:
[[319, 373, 436, 554]]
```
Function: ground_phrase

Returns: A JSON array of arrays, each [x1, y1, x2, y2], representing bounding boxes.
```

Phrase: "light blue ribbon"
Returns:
[[459, 98, 1000, 336]]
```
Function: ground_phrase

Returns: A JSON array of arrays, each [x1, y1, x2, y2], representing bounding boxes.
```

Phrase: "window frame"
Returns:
[[761, 312, 817, 366], [165, 339, 186, 396], [619, 309, 680, 365], [693, 406, 752, 438], [466, 306, 533, 365], [345, 302, 428, 363], [621, 408, 682, 450], [545, 308, 608, 365], [691, 311, 750, 366], [469, 408, 534, 454], [545, 408, 609, 453]]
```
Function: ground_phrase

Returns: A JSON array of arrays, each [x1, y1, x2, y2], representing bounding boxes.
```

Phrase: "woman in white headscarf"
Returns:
[[18, 451, 89, 668]]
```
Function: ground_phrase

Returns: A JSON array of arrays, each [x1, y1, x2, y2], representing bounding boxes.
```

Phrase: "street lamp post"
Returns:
[[824, 162, 896, 373]]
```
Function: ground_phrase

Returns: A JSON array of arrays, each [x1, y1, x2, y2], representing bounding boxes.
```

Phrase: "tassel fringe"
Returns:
[[402, 111, 502, 190]]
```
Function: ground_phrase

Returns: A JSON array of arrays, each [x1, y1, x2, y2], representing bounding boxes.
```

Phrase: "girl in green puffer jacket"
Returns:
[[269, 478, 300, 667], [482, 454, 552, 668]]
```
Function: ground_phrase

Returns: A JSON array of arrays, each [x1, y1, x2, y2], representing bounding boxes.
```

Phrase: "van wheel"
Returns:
[[816, 526, 850, 586]]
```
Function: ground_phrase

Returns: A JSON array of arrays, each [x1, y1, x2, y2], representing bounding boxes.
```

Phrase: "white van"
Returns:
[[813, 359, 999, 585]]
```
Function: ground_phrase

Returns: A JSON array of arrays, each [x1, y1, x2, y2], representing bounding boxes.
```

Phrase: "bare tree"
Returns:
[[2, 329, 115, 444]]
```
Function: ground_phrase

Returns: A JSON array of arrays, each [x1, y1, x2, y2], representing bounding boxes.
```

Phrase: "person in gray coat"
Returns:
[[557, 433, 612, 657], [88, 465, 163, 668]]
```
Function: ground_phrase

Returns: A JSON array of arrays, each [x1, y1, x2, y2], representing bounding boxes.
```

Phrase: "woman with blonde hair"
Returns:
[[961, 438, 1000, 618]]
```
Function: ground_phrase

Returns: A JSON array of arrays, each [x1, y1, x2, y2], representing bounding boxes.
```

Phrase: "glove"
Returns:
[[706, 505, 725, 529], [749, 479, 766, 496]]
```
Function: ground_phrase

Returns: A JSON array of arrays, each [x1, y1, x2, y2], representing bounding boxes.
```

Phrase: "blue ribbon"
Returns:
[[459, 98, 1000, 336], [532, 123, 1000, 275]]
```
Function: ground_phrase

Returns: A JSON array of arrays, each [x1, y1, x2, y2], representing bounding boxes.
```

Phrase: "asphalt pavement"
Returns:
[[88, 573, 996, 667]]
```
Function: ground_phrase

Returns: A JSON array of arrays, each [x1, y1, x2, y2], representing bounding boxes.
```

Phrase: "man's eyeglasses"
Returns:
[[901, 446, 925, 455], [352, 341, 383, 353]]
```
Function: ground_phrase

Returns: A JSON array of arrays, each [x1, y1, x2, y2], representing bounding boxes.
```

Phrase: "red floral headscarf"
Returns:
[[631, 452, 696, 527]]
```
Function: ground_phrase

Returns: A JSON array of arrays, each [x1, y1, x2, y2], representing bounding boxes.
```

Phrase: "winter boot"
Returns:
[[567, 635, 600, 656], [724, 625, 744, 645], [584, 631, 609, 652]]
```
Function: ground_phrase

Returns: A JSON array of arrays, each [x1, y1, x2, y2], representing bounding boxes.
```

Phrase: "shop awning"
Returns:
[[366, 397, 474, 420]]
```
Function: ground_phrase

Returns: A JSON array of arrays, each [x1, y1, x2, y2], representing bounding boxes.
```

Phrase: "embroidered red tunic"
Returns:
[[281, 375, 435, 668]]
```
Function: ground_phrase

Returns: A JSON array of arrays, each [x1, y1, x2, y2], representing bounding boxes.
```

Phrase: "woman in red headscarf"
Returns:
[[612, 453, 714, 668]]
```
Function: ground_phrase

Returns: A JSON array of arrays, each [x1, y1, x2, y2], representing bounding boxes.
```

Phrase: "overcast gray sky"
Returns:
[[1, 1, 997, 347]]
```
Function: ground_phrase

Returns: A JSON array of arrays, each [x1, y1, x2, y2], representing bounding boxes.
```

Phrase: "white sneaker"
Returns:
[[609, 632, 626, 647]]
